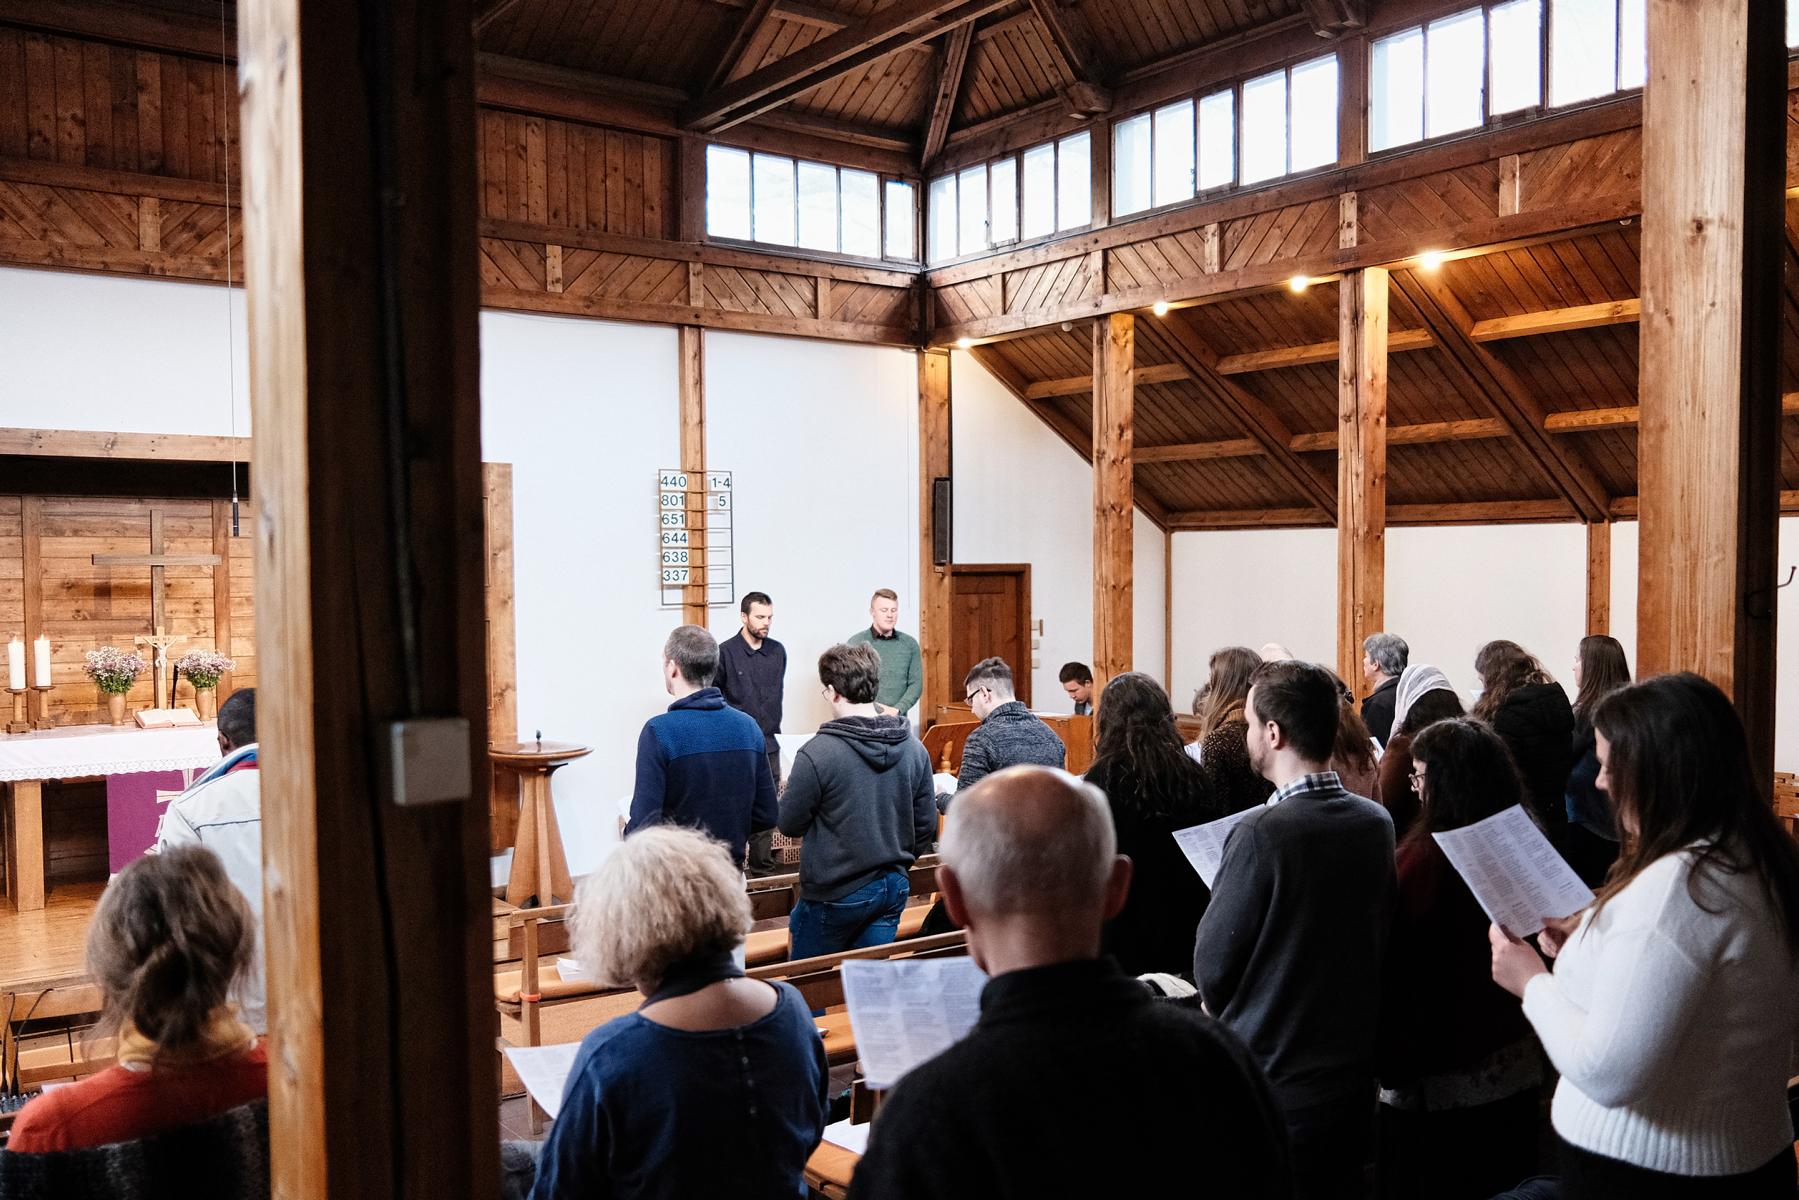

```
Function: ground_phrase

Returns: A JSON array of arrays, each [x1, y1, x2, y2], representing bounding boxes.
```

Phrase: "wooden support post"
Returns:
[[238, 0, 496, 1195], [1637, 0, 1784, 786], [1586, 520, 1611, 636], [679, 325, 708, 625], [210, 499, 236, 699], [1338, 267, 1388, 699], [918, 348, 952, 722], [484, 463, 521, 853], [1092, 314, 1134, 690]]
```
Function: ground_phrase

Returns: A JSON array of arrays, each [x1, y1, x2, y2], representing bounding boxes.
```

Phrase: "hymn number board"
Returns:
[[657, 469, 735, 608]]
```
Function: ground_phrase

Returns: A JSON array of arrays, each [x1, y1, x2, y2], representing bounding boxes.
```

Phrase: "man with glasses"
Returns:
[[938, 657, 1065, 815]]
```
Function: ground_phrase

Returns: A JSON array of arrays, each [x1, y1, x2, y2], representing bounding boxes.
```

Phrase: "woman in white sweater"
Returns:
[[1489, 672, 1799, 1198]]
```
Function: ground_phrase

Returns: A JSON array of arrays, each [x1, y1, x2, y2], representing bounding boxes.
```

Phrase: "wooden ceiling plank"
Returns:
[[1214, 327, 1434, 374], [1022, 0, 1102, 89], [921, 22, 973, 167], [1159, 312, 1340, 518], [1468, 297, 1641, 343], [707, 0, 784, 91], [1544, 391, 1799, 432], [1391, 270, 1613, 521], [682, 0, 1009, 133], [1134, 438, 1263, 462]]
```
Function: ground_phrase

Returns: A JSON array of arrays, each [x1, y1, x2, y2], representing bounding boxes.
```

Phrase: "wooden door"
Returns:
[[948, 564, 1032, 707]]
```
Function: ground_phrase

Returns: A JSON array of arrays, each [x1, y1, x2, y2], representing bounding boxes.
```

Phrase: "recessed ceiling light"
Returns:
[[1151, 301, 1170, 317], [1288, 274, 1310, 294]]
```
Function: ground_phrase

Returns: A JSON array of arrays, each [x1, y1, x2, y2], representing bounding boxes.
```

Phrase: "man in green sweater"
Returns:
[[847, 587, 922, 717]]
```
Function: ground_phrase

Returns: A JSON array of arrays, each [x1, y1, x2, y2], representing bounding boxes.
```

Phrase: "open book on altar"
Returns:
[[136, 708, 203, 728]]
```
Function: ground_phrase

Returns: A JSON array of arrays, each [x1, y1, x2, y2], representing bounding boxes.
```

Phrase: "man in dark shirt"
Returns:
[[938, 656, 1063, 814], [851, 766, 1290, 1200], [1058, 661, 1094, 715], [1193, 659, 1395, 1200], [1359, 631, 1408, 744], [716, 591, 787, 874], [626, 624, 777, 867]]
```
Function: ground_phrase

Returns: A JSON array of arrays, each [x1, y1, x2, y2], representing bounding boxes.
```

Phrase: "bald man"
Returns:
[[849, 766, 1291, 1200]]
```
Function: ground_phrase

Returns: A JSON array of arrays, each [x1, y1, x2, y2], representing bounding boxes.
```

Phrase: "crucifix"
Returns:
[[91, 506, 222, 710]]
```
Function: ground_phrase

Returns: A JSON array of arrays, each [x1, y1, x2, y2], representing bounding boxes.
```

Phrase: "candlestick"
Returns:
[[32, 635, 50, 687], [30, 682, 53, 731], [6, 687, 27, 735], [6, 638, 22, 692]]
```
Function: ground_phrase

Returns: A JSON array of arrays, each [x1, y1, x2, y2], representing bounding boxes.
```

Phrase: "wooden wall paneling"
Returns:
[[919, 348, 952, 721], [1337, 268, 1387, 700], [679, 325, 708, 624], [1636, 0, 1784, 783], [483, 462, 521, 853], [237, 0, 496, 1194], [1092, 313, 1133, 688], [1585, 519, 1610, 636]]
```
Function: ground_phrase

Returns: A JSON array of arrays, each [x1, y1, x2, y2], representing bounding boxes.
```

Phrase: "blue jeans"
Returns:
[[788, 869, 909, 961]]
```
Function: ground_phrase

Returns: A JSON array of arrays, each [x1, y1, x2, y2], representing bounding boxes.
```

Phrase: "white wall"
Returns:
[[950, 349, 1168, 706], [0, 267, 250, 436], [1169, 528, 1337, 711], [702, 331, 920, 734], [479, 312, 680, 875]]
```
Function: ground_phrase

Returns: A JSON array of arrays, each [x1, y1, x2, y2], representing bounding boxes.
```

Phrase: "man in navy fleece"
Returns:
[[626, 624, 777, 868]]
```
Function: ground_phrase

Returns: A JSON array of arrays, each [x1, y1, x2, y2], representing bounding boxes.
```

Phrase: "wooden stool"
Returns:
[[492, 740, 590, 908]]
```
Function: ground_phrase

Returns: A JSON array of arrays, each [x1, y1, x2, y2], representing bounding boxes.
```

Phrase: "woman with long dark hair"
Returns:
[[1087, 672, 1216, 978], [1375, 665, 1465, 841], [1326, 669, 1381, 801], [1473, 640, 1574, 829], [1189, 646, 1274, 813], [1491, 674, 1799, 1197], [1377, 718, 1543, 1199], [1562, 635, 1631, 886]]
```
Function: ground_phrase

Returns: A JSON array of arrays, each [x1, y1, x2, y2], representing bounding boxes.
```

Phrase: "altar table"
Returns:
[[0, 723, 221, 911]]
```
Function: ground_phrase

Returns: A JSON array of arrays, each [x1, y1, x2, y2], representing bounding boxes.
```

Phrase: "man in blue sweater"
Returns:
[[626, 624, 777, 868]]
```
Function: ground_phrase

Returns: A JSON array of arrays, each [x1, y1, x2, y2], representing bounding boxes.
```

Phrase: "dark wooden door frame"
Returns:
[[948, 562, 1033, 707]]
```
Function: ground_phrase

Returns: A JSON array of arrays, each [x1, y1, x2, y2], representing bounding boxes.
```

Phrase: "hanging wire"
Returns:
[[220, 0, 241, 536]]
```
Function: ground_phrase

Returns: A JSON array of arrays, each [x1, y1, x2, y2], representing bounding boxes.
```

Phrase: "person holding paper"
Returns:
[[1377, 718, 1544, 1200], [1192, 659, 1395, 1200], [529, 826, 828, 1200], [849, 765, 1289, 1200], [1488, 673, 1799, 1198], [1083, 672, 1216, 979], [1472, 640, 1574, 831]]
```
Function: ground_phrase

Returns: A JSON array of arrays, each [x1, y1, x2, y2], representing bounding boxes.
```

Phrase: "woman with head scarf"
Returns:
[[1375, 664, 1465, 841]]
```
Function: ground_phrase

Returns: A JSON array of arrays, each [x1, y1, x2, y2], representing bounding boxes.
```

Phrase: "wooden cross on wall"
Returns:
[[91, 506, 222, 710]]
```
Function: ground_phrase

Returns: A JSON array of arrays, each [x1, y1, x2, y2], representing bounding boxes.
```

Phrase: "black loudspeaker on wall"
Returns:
[[932, 477, 952, 566]]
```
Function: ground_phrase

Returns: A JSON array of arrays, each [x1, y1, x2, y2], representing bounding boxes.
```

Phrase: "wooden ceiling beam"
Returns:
[[1157, 313, 1340, 519], [0, 429, 251, 463], [1389, 270, 1613, 521], [1468, 297, 1641, 342], [1545, 391, 1799, 432], [1024, 0, 1106, 90], [708, 0, 784, 91], [1164, 499, 1586, 530], [1215, 327, 1435, 373], [1134, 438, 1263, 463], [922, 23, 976, 169], [1297, 0, 1366, 36], [682, 0, 1011, 133]]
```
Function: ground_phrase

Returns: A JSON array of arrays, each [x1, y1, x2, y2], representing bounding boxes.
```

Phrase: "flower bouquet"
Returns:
[[84, 646, 145, 725], [175, 649, 235, 720]]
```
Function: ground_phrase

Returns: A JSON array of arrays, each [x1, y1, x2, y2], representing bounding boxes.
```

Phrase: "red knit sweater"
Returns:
[[7, 1044, 267, 1153]]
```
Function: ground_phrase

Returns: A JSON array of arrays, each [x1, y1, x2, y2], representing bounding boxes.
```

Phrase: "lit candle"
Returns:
[[6, 638, 22, 692], [33, 636, 51, 688]]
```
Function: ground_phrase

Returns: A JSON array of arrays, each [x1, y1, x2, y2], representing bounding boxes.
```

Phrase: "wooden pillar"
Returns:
[[679, 326, 708, 625], [239, 0, 496, 1195], [1092, 313, 1134, 690], [918, 348, 952, 722], [1637, 0, 1784, 784], [1586, 521, 1611, 636], [1337, 268, 1388, 698]]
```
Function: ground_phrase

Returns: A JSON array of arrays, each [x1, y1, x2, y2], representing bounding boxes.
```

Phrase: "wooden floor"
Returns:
[[0, 881, 103, 988]]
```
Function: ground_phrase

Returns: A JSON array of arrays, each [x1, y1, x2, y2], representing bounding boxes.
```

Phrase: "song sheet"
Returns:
[[841, 957, 986, 1090], [502, 1042, 582, 1121], [1431, 803, 1594, 936], [1172, 806, 1260, 888]]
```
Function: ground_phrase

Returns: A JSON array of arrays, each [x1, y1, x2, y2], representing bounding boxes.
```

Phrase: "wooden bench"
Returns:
[[1, 975, 110, 1092], [1774, 772, 1798, 839]]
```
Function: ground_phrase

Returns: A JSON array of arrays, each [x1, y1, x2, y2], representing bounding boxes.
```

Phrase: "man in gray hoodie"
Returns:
[[778, 641, 937, 960]]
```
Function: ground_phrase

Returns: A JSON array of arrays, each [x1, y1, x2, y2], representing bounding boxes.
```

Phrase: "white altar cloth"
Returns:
[[0, 722, 222, 783]]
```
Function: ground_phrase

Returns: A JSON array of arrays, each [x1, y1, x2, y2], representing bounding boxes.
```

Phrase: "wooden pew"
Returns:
[[1774, 772, 1798, 839], [1, 975, 109, 1092], [923, 712, 1095, 776]]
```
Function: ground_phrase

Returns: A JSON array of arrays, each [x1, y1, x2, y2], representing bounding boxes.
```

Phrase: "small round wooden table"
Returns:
[[491, 739, 591, 908]]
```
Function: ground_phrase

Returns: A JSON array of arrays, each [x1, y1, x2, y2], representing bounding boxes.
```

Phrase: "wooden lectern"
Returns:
[[491, 739, 590, 908]]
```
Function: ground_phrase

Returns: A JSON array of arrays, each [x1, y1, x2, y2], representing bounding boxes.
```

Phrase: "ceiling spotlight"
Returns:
[[1060, 321, 1075, 332], [1151, 301, 1170, 317], [1288, 274, 1310, 294], [956, 337, 974, 349], [1418, 250, 1445, 272]]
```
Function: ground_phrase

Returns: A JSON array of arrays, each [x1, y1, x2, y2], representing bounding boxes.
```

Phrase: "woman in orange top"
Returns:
[[7, 844, 267, 1153]]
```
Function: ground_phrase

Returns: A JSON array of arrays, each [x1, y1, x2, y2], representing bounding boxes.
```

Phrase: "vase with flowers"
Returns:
[[84, 646, 145, 726], [175, 649, 235, 721]]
